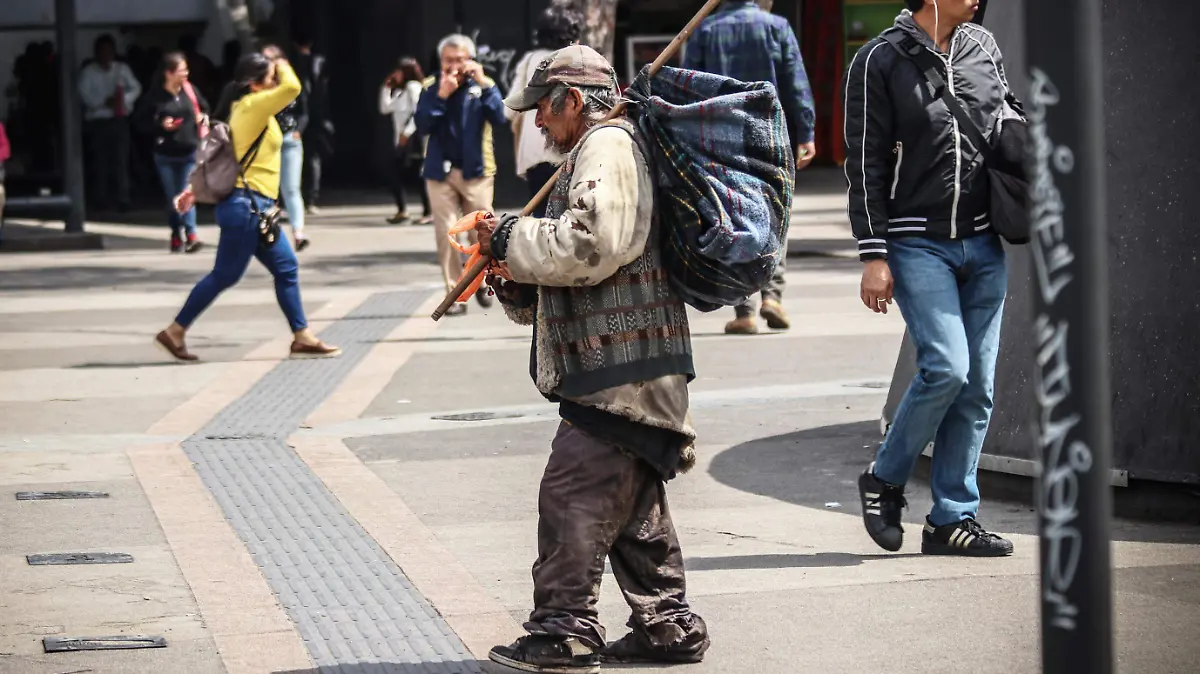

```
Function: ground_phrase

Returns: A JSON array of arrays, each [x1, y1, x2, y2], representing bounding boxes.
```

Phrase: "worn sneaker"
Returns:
[[724, 316, 759, 335], [858, 463, 907, 552], [760, 298, 791, 330], [488, 635, 600, 673], [295, 236, 311, 252], [185, 237, 204, 254], [600, 616, 710, 665], [922, 518, 1014, 557]]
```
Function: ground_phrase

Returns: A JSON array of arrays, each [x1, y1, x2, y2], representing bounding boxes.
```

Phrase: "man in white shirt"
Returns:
[[78, 34, 141, 212]]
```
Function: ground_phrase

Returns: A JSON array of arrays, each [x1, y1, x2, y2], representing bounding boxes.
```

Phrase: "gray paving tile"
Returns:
[[180, 290, 484, 672]]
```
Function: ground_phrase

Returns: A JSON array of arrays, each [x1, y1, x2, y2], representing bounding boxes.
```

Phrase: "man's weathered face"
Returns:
[[440, 46, 470, 78], [934, 0, 980, 23], [534, 88, 584, 154]]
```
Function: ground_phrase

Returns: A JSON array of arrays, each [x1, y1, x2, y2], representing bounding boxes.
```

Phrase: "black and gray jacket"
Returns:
[[843, 11, 1020, 260]]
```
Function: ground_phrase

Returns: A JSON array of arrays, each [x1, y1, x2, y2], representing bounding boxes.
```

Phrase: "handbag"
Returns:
[[189, 123, 267, 204], [883, 32, 1030, 244]]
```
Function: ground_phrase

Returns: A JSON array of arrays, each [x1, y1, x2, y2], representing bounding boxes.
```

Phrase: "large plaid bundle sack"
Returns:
[[625, 65, 795, 312]]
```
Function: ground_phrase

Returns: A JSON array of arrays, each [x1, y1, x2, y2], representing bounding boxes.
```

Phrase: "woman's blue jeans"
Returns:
[[153, 153, 197, 241], [280, 135, 305, 235], [175, 189, 308, 332]]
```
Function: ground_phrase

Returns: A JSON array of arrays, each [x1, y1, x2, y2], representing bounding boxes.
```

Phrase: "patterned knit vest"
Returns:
[[533, 118, 694, 398]]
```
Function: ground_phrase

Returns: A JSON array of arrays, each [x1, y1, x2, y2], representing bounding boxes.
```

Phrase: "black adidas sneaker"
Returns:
[[922, 518, 1014, 557], [858, 463, 907, 552], [489, 635, 601, 674]]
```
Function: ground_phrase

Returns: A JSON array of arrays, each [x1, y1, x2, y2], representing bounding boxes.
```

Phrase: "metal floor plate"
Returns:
[[16, 490, 109, 500], [182, 291, 483, 673], [27, 552, 134, 565], [43, 635, 167, 652]]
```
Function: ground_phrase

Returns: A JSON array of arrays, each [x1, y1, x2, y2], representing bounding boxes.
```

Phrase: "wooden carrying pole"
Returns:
[[431, 0, 724, 321]]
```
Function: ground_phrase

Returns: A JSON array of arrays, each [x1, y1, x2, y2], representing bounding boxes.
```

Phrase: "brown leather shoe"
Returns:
[[760, 298, 791, 330], [155, 330, 198, 362], [724, 316, 759, 335], [289, 340, 342, 359]]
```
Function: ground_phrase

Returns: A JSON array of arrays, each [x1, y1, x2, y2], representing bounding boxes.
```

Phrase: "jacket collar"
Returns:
[[894, 9, 961, 55], [718, 0, 760, 14]]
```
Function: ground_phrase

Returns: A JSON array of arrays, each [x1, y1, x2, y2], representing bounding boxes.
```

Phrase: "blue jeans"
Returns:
[[153, 153, 197, 240], [873, 235, 1007, 527], [280, 135, 305, 235], [175, 189, 308, 331]]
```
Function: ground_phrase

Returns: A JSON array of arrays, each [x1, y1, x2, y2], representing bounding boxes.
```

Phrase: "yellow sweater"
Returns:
[[230, 62, 302, 199]]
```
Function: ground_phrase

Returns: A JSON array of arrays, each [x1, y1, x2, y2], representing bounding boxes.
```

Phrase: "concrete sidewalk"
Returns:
[[0, 200, 1197, 674]]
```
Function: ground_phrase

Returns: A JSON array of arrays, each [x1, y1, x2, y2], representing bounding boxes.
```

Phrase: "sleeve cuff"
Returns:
[[491, 214, 519, 261], [858, 238, 888, 261]]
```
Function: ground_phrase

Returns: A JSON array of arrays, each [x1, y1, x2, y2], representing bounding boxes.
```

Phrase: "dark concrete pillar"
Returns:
[[55, 0, 85, 232]]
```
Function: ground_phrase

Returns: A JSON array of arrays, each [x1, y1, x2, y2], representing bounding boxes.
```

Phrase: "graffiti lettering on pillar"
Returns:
[[1029, 66, 1088, 633], [476, 45, 517, 93], [465, 27, 518, 93]]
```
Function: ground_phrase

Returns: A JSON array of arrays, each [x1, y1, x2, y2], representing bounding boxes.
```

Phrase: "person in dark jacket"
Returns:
[[414, 33, 508, 316], [293, 33, 331, 215], [683, 0, 816, 335], [138, 51, 208, 253], [845, 0, 1020, 558], [263, 44, 310, 250]]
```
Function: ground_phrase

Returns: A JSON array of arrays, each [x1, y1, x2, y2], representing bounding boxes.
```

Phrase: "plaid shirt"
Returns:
[[682, 0, 816, 144]]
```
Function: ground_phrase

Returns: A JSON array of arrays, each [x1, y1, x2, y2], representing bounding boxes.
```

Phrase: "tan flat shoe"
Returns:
[[289, 341, 342, 359], [155, 330, 198, 362]]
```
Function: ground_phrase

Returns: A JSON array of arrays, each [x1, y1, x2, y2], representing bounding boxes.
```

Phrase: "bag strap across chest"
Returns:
[[883, 31, 996, 165]]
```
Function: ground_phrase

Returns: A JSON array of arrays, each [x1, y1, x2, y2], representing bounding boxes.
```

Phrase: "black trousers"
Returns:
[[302, 130, 324, 205], [390, 145, 430, 216], [84, 118, 132, 209]]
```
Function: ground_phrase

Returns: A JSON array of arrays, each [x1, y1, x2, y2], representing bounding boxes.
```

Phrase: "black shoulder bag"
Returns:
[[234, 128, 282, 247], [883, 31, 1030, 244]]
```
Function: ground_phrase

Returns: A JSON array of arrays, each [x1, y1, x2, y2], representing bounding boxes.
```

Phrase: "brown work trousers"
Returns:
[[525, 422, 709, 654]]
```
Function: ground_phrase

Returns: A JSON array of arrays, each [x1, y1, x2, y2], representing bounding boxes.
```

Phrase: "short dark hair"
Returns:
[[94, 34, 116, 54], [534, 5, 584, 50], [905, 0, 925, 10]]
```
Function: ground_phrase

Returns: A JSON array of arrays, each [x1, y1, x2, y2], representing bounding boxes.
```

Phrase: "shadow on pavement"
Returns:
[[686, 552, 910, 571], [0, 265, 196, 291], [304, 250, 436, 271], [708, 420, 1200, 545]]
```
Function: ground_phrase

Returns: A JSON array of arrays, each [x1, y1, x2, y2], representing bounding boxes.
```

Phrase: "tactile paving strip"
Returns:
[[182, 290, 484, 673]]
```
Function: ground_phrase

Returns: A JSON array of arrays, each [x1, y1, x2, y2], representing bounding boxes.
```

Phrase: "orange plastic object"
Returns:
[[448, 210, 492, 303]]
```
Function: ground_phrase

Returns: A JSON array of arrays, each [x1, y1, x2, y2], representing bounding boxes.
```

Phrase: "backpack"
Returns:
[[188, 121, 266, 204], [623, 65, 795, 312]]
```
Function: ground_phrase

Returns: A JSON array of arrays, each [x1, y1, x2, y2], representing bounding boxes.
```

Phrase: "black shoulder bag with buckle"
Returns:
[[234, 127, 282, 247], [883, 31, 1030, 245]]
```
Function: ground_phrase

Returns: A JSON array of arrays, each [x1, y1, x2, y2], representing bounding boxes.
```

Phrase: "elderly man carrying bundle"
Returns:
[[474, 45, 711, 673]]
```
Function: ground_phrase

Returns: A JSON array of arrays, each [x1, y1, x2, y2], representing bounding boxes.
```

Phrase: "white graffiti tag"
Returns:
[[476, 46, 517, 93], [1028, 67, 1092, 632]]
